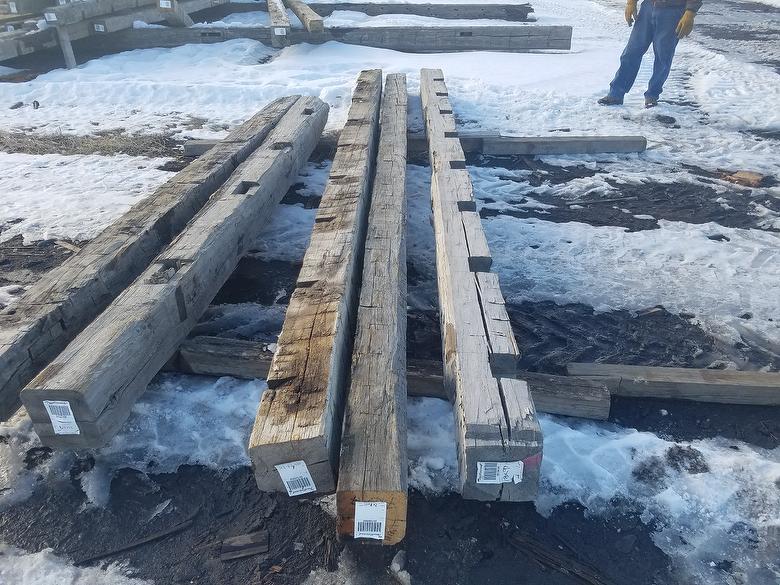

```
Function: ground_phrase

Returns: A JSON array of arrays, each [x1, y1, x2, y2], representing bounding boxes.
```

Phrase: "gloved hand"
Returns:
[[676, 9, 695, 38], [625, 0, 638, 26]]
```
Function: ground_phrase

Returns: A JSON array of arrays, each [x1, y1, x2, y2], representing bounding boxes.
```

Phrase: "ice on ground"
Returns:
[[0, 543, 152, 585], [0, 285, 25, 310], [0, 153, 172, 244], [324, 9, 522, 27], [193, 10, 270, 28], [406, 397, 459, 493]]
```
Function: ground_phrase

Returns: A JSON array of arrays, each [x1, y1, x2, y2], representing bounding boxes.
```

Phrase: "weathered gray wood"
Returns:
[[307, 2, 534, 21], [55, 25, 76, 68], [266, 0, 290, 46], [159, 0, 195, 27], [336, 73, 407, 545], [567, 363, 780, 406], [20, 96, 328, 448], [0, 97, 298, 422], [421, 68, 541, 502], [475, 272, 520, 376], [248, 70, 382, 495], [283, 0, 322, 32]]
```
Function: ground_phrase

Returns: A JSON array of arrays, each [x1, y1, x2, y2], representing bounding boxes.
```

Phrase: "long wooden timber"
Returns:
[[421, 68, 542, 502], [336, 73, 408, 545], [248, 70, 382, 495], [0, 26, 56, 62], [20, 96, 328, 448], [0, 97, 298, 422], [266, 0, 290, 47], [567, 363, 780, 406], [283, 0, 323, 32], [78, 23, 572, 54], [308, 2, 534, 21]]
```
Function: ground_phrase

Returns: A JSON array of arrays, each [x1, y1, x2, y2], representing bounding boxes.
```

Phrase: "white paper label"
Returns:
[[43, 400, 80, 435], [93, 23, 105, 32], [476, 461, 524, 484], [274, 27, 287, 35], [44, 12, 57, 21], [354, 501, 387, 540], [275, 460, 316, 496], [9, 2, 17, 14], [159, 0, 172, 8]]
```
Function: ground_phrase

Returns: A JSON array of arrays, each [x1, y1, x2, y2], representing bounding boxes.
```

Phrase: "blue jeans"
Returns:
[[608, 1, 686, 101]]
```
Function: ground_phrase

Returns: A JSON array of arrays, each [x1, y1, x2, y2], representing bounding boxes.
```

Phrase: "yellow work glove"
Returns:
[[625, 0, 638, 26], [676, 9, 695, 38]]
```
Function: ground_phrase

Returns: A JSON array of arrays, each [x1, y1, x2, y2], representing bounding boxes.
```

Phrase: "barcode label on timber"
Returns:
[[354, 502, 387, 540], [159, 0, 172, 7], [476, 461, 524, 484], [44, 12, 57, 21], [43, 400, 80, 435], [93, 23, 105, 32], [275, 460, 316, 497], [274, 27, 287, 35]]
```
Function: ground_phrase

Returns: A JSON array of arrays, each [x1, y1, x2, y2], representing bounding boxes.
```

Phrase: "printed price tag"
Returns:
[[93, 23, 105, 32], [43, 400, 80, 435], [44, 12, 58, 22], [273, 27, 287, 36], [354, 501, 387, 540], [159, 0, 172, 8], [476, 461, 524, 484], [275, 460, 316, 496]]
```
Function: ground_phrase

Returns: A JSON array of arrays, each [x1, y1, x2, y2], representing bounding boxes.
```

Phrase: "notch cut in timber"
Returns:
[[336, 73, 408, 545], [248, 70, 383, 495], [421, 67, 542, 501], [0, 96, 299, 422], [20, 96, 329, 448]]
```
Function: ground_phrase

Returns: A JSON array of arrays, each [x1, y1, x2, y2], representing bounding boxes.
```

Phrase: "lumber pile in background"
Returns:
[[421, 68, 542, 502], [0, 97, 298, 422], [20, 96, 328, 448], [248, 70, 382, 495], [567, 363, 780, 406], [336, 73, 408, 545]]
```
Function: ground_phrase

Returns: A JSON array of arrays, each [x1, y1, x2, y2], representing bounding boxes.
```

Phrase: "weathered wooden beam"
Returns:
[[567, 363, 780, 406], [421, 68, 542, 502], [307, 2, 534, 21], [159, 0, 195, 27], [55, 25, 76, 69], [0, 97, 299, 422], [283, 0, 323, 32], [336, 73, 408, 545], [248, 70, 382, 495], [20, 96, 328, 448], [266, 0, 290, 46]]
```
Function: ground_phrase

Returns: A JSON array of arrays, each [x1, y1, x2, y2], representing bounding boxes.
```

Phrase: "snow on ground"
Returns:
[[193, 10, 270, 28], [324, 9, 522, 27], [0, 153, 173, 244]]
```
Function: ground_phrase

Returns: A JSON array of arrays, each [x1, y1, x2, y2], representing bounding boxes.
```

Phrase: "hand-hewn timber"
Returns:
[[307, 2, 534, 21], [266, 0, 290, 46], [20, 96, 328, 448], [336, 73, 408, 545], [0, 97, 298, 422], [567, 363, 780, 406], [283, 0, 323, 32], [248, 70, 382, 495], [421, 68, 542, 501]]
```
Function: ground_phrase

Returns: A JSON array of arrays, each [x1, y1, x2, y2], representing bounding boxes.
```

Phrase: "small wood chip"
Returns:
[[219, 529, 270, 561], [722, 171, 766, 188]]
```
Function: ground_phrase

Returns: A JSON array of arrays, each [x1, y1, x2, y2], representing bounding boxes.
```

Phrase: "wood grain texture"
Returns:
[[567, 363, 780, 405], [0, 96, 297, 422], [248, 70, 382, 494], [336, 73, 408, 545], [282, 0, 323, 32], [266, 0, 290, 46], [21, 96, 328, 448], [421, 68, 542, 501]]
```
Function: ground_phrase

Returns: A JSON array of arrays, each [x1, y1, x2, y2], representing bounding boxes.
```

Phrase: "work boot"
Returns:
[[598, 95, 623, 106], [645, 96, 658, 108]]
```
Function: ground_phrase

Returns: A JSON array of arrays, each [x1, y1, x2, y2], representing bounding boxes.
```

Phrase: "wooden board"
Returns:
[[282, 0, 323, 32], [0, 96, 298, 421], [421, 68, 542, 502], [20, 96, 328, 448], [266, 0, 290, 46], [307, 2, 534, 21], [248, 70, 382, 495], [336, 73, 408, 545], [567, 363, 780, 406]]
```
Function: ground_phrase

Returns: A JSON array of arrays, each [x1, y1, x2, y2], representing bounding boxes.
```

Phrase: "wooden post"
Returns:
[[283, 0, 323, 32], [55, 25, 76, 68], [336, 73, 408, 545], [20, 96, 329, 448], [421, 68, 542, 502], [248, 70, 383, 495], [266, 0, 290, 47], [0, 97, 298, 421], [159, 0, 194, 27]]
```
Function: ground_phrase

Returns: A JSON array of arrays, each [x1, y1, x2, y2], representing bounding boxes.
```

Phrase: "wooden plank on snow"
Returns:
[[421, 67, 542, 501], [283, 0, 323, 32], [20, 96, 328, 448], [248, 70, 382, 495], [0, 96, 298, 421], [336, 73, 408, 545], [566, 363, 780, 406]]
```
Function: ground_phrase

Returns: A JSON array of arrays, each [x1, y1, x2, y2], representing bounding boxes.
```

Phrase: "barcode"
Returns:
[[285, 476, 313, 493], [47, 404, 71, 418], [356, 520, 383, 535], [481, 462, 498, 482]]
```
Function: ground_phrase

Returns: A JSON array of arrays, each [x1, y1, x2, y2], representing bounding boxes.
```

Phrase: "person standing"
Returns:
[[599, 0, 702, 108]]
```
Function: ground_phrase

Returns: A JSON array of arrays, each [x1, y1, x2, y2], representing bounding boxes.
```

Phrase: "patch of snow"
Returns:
[[193, 10, 270, 28], [325, 9, 522, 27], [406, 397, 458, 493], [0, 285, 25, 310]]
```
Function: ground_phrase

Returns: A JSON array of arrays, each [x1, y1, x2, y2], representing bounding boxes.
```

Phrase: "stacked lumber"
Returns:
[[0, 96, 298, 421], [336, 73, 408, 544], [420, 68, 542, 501], [248, 70, 383, 495], [20, 95, 328, 448]]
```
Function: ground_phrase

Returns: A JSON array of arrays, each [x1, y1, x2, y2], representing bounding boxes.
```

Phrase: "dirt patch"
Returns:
[[0, 129, 183, 158], [0, 235, 78, 300]]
